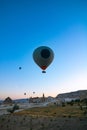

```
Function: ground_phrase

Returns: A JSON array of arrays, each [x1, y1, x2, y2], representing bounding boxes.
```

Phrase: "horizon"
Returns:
[[0, 0, 87, 100], [0, 89, 87, 101]]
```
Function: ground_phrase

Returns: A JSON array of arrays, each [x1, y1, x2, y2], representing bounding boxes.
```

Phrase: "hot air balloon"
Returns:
[[24, 93, 26, 95], [19, 67, 22, 70], [33, 46, 54, 73]]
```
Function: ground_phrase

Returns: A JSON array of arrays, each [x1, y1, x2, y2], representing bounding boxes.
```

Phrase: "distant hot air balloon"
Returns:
[[19, 67, 22, 70], [33, 46, 54, 73], [24, 93, 26, 95]]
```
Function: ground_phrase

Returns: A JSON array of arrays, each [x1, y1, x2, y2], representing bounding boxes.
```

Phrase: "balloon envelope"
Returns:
[[33, 46, 54, 72]]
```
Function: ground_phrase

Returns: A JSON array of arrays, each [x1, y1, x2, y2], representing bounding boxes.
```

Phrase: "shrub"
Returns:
[[79, 105, 83, 110], [7, 104, 19, 113], [68, 115, 71, 118], [83, 110, 87, 115], [7, 108, 15, 113], [62, 102, 65, 107], [13, 104, 19, 110]]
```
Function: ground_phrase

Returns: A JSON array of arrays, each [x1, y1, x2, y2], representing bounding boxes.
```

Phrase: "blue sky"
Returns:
[[0, 0, 87, 100]]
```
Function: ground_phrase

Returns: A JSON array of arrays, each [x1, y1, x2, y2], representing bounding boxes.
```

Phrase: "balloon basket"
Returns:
[[42, 70, 46, 73]]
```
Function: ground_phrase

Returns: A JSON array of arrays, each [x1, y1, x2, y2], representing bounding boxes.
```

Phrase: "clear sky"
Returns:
[[0, 0, 87, 100]]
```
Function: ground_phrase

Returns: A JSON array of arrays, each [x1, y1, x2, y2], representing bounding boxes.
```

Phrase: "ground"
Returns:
[[0, 114, 87, 130], [0, 103, 87, 130]]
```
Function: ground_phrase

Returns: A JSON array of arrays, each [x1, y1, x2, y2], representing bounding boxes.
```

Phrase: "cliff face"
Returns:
[[56, 90, 87, 100]]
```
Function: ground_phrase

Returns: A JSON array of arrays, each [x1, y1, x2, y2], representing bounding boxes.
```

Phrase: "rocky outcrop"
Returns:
[[56, 90, 87, 100]]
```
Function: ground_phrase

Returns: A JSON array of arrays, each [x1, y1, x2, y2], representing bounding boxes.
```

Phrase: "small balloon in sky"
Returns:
[[24, 93, 26, 95], [33, 46, 54, 73], [19, 67, 22, 70]]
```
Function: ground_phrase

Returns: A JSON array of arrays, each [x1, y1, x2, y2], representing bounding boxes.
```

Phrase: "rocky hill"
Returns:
[[56, 90, 87, 100]]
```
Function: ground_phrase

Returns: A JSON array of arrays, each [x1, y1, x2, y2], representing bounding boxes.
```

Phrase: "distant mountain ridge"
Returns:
[[13, 98, 29, 103], [56, 90, 87, 100]]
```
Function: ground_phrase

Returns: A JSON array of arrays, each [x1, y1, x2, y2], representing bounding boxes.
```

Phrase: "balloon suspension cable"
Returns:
[[42, 70, 46, 73]]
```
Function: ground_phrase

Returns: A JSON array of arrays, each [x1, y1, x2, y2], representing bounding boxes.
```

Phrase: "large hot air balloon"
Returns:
[[33, 46, 54, 73]]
